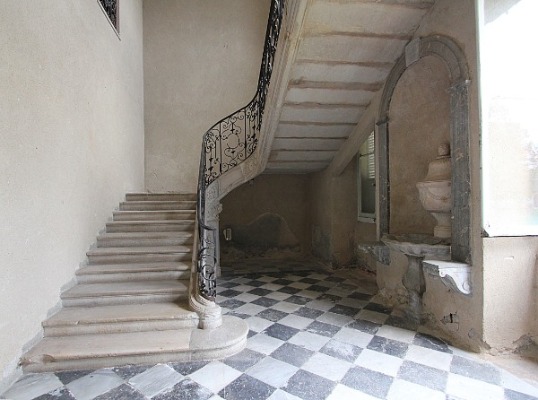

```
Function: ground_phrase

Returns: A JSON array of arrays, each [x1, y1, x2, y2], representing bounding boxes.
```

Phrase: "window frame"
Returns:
[[357, 131, 376, 223]]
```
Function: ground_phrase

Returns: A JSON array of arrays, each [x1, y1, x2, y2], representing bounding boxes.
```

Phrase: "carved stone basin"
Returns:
[[381, 234, 450, 259]]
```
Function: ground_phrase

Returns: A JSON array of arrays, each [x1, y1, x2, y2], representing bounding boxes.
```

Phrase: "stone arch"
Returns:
[[377, 35, 471, 262]]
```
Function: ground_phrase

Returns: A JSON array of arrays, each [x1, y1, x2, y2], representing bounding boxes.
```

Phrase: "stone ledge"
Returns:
[[423, 260, 472, 296]]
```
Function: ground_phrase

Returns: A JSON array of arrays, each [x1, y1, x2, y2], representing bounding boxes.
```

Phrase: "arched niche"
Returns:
[[377, 35, 471, 263]]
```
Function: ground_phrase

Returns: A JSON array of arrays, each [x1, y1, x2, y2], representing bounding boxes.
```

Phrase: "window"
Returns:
[[357, 131, 376, 222], [98, 0, 119, 33]]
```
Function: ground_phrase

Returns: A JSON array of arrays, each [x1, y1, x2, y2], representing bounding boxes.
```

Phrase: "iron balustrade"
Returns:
[[196, 0, 285, 300]]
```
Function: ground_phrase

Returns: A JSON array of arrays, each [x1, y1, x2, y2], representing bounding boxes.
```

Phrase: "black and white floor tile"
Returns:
[[3, 263, 538, 400]]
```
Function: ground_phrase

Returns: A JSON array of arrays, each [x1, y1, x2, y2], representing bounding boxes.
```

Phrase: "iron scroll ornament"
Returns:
[[196, 0, 285, 300]]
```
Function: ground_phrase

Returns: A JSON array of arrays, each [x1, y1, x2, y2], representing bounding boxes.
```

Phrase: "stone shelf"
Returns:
[[423, 260, 472, 296]]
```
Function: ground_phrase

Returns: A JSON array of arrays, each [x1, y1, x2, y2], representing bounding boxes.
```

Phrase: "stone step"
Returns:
[[22, 316, 247, 373], [87, 246, 192, 264], [113, 210, 196, 222], [76, 262, 191, 283], [119, 201, 196, 211], [106, 220, 195, 233], [126, 193, 196, 202], [43, 302, 198, 336], [61, 280, 189, 306], [97, 232, 194, 247]]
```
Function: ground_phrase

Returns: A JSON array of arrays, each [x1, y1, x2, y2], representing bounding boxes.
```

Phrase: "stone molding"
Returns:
[[423, 260, 472, 296]]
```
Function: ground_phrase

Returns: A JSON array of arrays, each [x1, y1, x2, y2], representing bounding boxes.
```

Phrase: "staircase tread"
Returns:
[[107, 220, 194, 225], [62, 280, 189, 298], [77, 262, 191, 275], [87, 246, 192, 255], [45, 303, 196, 326], [98, 232, 193, 238], [23, 317, 245, 364]]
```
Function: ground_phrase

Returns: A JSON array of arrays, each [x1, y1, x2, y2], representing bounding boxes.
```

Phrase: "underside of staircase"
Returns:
[[21, 193, 247, 373]]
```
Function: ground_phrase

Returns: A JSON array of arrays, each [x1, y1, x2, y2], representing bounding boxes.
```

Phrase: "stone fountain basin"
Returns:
[[416, 180, 451, 212], [381, 234, 450, 259]]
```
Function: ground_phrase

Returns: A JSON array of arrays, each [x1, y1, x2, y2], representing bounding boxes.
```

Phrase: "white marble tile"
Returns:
[[387, 379, 445, 400], [289, 282, 311, 289], [305, 300, 334, 311], [246, 316, 275, 332], [356, 309, 389, 324], [355, 348, 403, 377], [267, 388, 303, 400], [327, 384, 379, 400], [128, 364, 182, 398], [334, 327, 373, 348], [500, 369, 538, 398], [246, 357, 299, 388], [405, 344, 453, 371], [288, 331, 331, 351], [66, 369, 123, 400], [247, 333, 285, 355], [317, 312, 354, 327], [189, 361, 242, 393], [284, 275, 304, 281], [266, 291, 293, 301], [258, 276, 278, 283], [376, 325, 416, 343], [234, 303, 267, 316], [302, 353, 353, 381], [234, 293, 260, 303], [278, 314, 313, 330], [260, 283, 285, 291], [2, 373, 63, 400], [208, 395, 226, 400], [272, 302, 302, 313], [446, 372, 505, 400], [296, 290, 319, 299], [233, 284, 257, 292]]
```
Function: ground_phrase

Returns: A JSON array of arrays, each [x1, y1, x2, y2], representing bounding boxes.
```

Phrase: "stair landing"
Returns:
[[21, 193, 247, 372]]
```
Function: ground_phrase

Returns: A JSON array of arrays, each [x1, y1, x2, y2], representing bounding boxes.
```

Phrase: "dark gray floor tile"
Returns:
[[284, 370, 336, 400], [317, 294, 342, 303], [342, 366, 393, 399], [367, 336, 408, 358], [34, 388, 77, 400], [348, 292, 373, 301], [265, 323, 300, 341], [223, 349, 266, 372], [246, 280, 266, 287], [450, 355, 501, 385], [273, 279, 293, 285], [153, 378, 212, 400], [328, 304, 361, 317], [171, 361, 208, 376], [277, 286, 302, 295], [363, 302, 392, 314], [219, 299, 246, 310], [249, 288, 272, 296], [348, 318, 381, 334], [93, 384, 145, 400], [294, 307, 324, 319], [320, 339, 362, 362], [305, 321, 341, 338], [55, 370, 94, 385], [299, 278, 320, 284], [252, 297, 279, 308], [285, 295, 311, 305], [413, 332, 452, 353], [271, 343, 314, 367], [385, 315, 419, 331], [219, 289, 242, 298], [308, 285, 331, 293], [505, 389, 538, 400], [398, 360, 448, 391], [112, 365, 150, 380], [257, 308, 288, 322], [219, 374, 275, 400]]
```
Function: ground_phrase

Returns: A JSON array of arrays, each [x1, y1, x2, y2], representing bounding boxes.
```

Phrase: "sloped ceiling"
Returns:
[[266, 0, 436, 174]]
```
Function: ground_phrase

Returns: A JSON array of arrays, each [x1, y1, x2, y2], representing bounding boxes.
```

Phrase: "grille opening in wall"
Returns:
[[98, 0, 119, 33]]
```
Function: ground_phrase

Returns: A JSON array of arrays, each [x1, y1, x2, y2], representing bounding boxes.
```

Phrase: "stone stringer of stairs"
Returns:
[[21, 193, 248, 373]]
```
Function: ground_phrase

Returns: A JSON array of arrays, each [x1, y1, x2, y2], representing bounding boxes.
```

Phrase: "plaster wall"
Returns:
[[143, 0, 270, 193], [0, 0, 144, 390], [376, 0, 483, 350], [220, 175, 311, 260], [388, 56, 451, 235]]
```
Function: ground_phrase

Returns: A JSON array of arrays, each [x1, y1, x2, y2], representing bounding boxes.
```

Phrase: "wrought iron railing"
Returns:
[[196, 0, 285, 300]]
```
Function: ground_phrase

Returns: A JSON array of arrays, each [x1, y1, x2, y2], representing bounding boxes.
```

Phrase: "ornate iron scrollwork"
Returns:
[[196, 0, 285, 300]]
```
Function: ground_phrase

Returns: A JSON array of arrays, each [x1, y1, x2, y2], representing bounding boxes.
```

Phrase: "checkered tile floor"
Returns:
[[3, 266, 538, 400]]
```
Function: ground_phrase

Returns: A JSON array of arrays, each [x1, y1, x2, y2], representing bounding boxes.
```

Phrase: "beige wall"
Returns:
[[220, 174, 311, 259], [0, 0, 144, 390], [144, 0, 270, 193], [389, 56, 451, 235]]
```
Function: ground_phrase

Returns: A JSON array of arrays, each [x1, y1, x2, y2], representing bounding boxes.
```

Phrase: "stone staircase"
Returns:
[[21, 193, 247, 373]]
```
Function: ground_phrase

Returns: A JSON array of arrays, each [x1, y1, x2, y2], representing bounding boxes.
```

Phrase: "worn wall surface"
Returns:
[[220, 175, 311, 260], [376, 0, 483, 351], [388, 56, 451, 235], [144, 0, 270, 193], [0, 0, 144, 390]]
